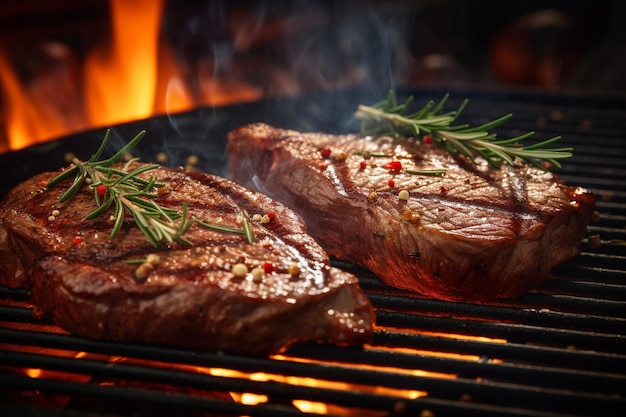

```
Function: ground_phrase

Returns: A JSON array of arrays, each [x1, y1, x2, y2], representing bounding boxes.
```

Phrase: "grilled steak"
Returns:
[[227, 123, 596, 301], [0, 163, 374, 355]]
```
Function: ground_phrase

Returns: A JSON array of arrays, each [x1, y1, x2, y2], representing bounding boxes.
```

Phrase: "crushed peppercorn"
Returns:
[[134, 262, 154, 281], [262, 262, 274, 274], [288, 263, 301, 278], [387, 160, 402, 172], [232, 263, 249, 278], [251, 267, 264, 282], [96, 185, 107, 197], [403, 210, 420, 224], [146, 253, 161, 265], [330, 149, 348, 161]]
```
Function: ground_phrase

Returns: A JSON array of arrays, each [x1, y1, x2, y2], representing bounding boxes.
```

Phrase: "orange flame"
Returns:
[[84, 0, 168, 125], [0, 0, 262, 154], [0, 47, 83, 151]]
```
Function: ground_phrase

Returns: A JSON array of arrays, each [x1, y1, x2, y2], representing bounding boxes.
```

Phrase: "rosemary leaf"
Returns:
[[88, 129, 111, 162], [242, 214, 254, 245], [194, 218, 247, 236], [112, 198, 125, 238], [86, 196, 114, 220], [46, 165, 78, 188], [404, 169, 447, 176]]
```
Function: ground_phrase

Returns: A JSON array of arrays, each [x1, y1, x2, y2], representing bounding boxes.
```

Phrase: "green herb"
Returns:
[[46, 130, 253, 247], [404, 169, 447, 176], [195, 212, 254, 245], [354, 150, 393, 158], [123, 259, 150, 265], [355, 91, 573, 170]]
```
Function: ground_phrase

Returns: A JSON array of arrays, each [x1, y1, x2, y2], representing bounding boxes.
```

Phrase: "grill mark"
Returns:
[[320, 140, 542, 224], [329, 165, 541, 222]]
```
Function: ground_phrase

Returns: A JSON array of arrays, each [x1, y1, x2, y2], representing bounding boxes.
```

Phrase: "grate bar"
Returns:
[[375, 310, 626, 353], [0, 373, 590, 417], [1, 349, 624, 417], [371, 330, 626, 374], [365, 292, 626, 333]]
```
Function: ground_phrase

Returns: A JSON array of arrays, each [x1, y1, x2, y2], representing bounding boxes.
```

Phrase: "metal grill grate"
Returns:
[[1, 88, 625, 417]]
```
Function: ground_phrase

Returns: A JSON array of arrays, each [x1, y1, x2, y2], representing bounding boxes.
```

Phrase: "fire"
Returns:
[[84, 0, 170, 125], [0, 48, 80, 151], [202, 365, 426, 416], [0, 0, 262, 153], [2, 321, 505, 416]]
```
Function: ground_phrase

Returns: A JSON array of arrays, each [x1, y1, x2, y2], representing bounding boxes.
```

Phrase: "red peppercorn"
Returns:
[[267, 212, 276, 220], [262, 262, 274, 274], [359, 161, 367, 170], [321, 148, 331, 158], [387, 160, 402, 172], [73, 236, 83, 245], [388, 179, 395, 187], [318, 162, 328, 170], [423, 135, 433, 145], [96, 185, 107, 197]]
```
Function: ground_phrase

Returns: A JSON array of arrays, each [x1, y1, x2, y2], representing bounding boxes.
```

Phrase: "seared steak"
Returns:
[[0, 163, 374, 355], [227, 123, 596, 301]]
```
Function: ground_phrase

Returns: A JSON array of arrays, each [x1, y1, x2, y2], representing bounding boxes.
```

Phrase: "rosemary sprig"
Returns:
[[355, 91, 573, 170], [46, 130, 253, 247]]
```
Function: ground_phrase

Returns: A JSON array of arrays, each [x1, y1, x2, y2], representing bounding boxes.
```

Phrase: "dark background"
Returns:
[[0, 0, 625, 151], [2, 0, 625, 93]]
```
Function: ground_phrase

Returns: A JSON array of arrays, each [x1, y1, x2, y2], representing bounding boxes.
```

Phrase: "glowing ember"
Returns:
[[293, 400, 328, 414], [232, 392, 268, 406]]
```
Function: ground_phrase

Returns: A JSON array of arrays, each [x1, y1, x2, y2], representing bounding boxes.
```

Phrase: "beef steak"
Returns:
[[227, 123, 596, 301], [0, 163, 374, 355]]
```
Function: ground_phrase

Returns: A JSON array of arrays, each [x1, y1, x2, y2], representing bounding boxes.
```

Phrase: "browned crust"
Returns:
[[227, 123, 596, 301], [0, 165, 375, 355]]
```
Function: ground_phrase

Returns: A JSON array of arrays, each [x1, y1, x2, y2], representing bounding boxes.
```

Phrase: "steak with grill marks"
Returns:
[[227, 123, 596, 301], [0, 163, 374, 355]]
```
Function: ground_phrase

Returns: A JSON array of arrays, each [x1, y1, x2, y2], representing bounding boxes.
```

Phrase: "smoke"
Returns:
[[151, 0, 426, 171], [163, 1, 419, 107]]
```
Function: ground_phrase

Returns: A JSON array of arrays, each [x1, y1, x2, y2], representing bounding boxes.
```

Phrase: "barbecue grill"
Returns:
[[1, 88, 625, 417]]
